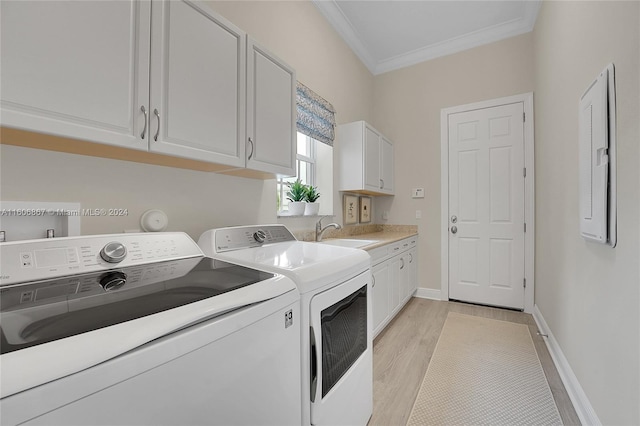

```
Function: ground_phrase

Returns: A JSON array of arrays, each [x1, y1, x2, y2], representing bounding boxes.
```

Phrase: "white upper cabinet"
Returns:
[[363, 125, 381, 191], [246, 38, 296, 176], [149, 1, 246, 167], [1, 1, 296, 176], [0, 0, 151, 150], [380, 136, 394, 194], [338, 121, 395, 195]]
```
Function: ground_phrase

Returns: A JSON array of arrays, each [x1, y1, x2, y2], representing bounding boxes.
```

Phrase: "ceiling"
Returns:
[[312, 0, 541, 75]]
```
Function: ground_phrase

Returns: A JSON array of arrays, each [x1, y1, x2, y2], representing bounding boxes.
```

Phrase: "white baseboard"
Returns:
[[414, 287, 442, 300], [533, 305, 601, 426]]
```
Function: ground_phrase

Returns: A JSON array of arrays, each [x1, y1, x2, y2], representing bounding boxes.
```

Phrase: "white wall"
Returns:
[[372, 33, 535, 289], [0, 0, 373, 240], [533, 1, 639, 424], [207, 0, 375, 230]]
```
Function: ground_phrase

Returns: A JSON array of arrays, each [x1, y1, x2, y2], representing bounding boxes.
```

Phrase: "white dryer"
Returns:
[[198, 224, 373, 426]]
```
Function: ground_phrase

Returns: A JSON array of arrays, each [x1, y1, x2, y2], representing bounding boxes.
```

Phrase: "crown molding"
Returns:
[[313, 0, 541, 76], [311, 0, 377, 74]]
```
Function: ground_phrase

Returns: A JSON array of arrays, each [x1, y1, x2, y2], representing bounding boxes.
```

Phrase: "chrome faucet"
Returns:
[[316, 217, 341, 242]]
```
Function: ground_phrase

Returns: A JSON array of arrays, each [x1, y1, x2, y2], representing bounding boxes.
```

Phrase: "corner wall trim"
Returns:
[[414, 288, 442, 301], [532, 305, 602, 426]]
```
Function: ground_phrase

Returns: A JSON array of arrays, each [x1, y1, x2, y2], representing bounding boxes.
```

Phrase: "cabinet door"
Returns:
[[380, 136, 394, 194], [399, 253, 410, 305], [408, 248, 418, 294], [389, 257, 401, 314], [363, 125, 381, 192], [149, 0, 245, 166], [372, 262, 390, 335], [1, 1, 150, 150], [246, 38, 296, 176]]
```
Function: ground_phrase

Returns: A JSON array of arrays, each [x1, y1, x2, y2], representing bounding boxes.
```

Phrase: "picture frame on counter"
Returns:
[[344, 194, 359, 225], [359, 196, 371, 223]]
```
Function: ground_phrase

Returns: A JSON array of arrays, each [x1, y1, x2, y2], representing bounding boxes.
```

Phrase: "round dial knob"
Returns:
[[100, 242, 127, 263], [253, 230, 267, 243], [99, 271, 127, 291]]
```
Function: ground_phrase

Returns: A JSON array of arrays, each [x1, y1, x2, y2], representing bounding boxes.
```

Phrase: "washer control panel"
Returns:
[[205, 225, 296, 253], [0, 233, 203, 286]]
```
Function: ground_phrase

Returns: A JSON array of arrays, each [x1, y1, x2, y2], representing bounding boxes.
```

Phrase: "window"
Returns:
[[278, 81, 335, 216], [277, 132, 333, 215]]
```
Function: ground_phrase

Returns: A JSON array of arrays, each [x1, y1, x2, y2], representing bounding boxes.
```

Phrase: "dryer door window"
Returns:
[[320, 284, 367, 397]]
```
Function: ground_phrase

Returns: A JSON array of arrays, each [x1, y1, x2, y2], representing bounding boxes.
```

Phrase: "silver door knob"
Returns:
[[451, 226, 458, 234], [451, 215, 457, 223]]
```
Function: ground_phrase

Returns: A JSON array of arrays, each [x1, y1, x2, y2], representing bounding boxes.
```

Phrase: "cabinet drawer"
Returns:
[[389, 242, 403, 256]]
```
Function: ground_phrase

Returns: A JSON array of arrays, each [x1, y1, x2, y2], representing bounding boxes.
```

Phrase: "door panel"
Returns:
[[363, 126, 380, 191], [309, 271, 372, 426], [448, 103, 525, 309], [149, 0, 245, 166], [0, 0, 150, 149], [380, 137, 394, 193], [372, 263, 389, 333], [246, 38, 296, 176]]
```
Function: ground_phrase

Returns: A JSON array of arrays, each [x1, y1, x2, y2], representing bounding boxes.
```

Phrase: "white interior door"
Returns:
[[448, 103, 525, 310]]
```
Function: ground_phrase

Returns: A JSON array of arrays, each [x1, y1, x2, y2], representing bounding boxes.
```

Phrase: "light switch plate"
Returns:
[[411, 188, 424, 198]]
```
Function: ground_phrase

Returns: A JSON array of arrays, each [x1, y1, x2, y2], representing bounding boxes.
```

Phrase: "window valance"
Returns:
[[296, 81, 336, 146]]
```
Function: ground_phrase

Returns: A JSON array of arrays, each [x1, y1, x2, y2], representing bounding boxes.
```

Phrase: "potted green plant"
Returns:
[[304, 185, 321, 216], [286, 179, 307, 215]]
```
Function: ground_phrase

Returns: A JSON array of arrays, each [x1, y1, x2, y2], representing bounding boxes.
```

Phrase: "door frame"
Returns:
[[440, 93, 535, 313]]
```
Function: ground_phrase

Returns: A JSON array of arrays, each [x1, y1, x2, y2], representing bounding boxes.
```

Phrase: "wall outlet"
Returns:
[[411, 188, 425, 198], [382, 211, 389, 220], [415, 210, 422, 219]]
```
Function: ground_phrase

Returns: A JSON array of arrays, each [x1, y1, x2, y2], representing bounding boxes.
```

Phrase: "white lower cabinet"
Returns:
[[372, 262, 391, 336], [370, 236, 419, 338], [408, 247, 418, 295]]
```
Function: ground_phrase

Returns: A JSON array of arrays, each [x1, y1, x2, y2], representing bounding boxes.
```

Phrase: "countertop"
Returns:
[[295, 224, 418, 251], [320, 231, 418, 251]]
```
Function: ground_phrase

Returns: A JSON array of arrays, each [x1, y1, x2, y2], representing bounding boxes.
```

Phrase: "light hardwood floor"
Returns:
[[369, 298, 581, 426]]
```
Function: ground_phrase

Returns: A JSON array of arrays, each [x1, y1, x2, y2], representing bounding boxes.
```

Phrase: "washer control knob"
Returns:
[[253, 230, 267, 243], [100, 242, 127, 263], [99, 272, 127, 291]]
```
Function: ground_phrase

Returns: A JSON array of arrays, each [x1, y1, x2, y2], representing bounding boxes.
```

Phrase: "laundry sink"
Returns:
[[318, 239, 378, 249]]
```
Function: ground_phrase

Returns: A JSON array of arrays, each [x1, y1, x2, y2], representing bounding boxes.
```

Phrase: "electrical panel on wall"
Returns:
[[579, 63, 616, 247]]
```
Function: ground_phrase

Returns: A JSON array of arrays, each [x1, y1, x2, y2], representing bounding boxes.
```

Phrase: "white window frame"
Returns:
[[277, 132, 317, 213]]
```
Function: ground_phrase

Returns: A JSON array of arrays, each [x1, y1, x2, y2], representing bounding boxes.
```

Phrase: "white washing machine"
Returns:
[[0, 233, 301, 426], [198, 224, 373, 426]]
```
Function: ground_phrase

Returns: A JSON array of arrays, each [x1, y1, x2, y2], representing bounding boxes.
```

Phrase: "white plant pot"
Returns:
[[288, 201, 306, 216], [304, 202, 320, 216]]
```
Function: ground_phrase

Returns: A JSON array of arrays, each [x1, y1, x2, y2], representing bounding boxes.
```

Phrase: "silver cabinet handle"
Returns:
[[400, 258, 405, 270], [248, 137, 254, 160], [153, 108, 160, 141], [451, 225, 458, 234], [380, 179, 384, 189], [409, 253, 413, 263], [140, 106, 148, 139], [372, 275, 376, 288]]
